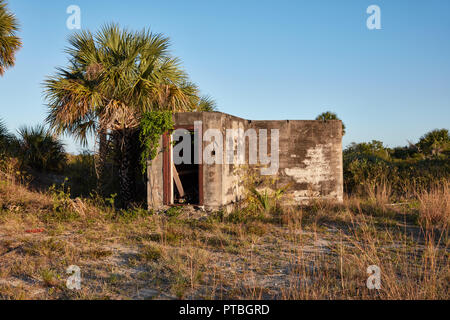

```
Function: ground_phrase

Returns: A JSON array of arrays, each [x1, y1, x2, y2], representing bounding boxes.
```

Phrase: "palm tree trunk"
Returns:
[[95, 129, 109, 195], [115, 129, 138, 208]]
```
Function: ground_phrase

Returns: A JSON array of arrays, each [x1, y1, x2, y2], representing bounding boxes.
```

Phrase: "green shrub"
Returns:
[[417, 129, 450, 158], [44, 179, 79, 222], [115, 205, 152, 222], [344, 139, 450, 199], [64, 152, 97, 197], [165, 206, 182, 218]]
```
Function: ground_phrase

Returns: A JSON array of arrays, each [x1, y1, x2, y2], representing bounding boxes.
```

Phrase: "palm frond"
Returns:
[[43, 23, 216, 148], [16, 125, 67, 172], [316, 111, 346, 135], [0, 0, 22, 75], [196, 95, 218, 112], [0, 118, 11, 153]]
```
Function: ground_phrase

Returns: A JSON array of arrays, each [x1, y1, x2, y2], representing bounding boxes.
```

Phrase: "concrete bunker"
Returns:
[[147, 111, 343, 211]]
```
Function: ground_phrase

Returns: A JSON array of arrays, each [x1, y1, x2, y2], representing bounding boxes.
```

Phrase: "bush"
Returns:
[[64, 152, 97, 197], [417, 129, 450, 158], [0, 119, 16, 156], [344, 139, 450, 200]]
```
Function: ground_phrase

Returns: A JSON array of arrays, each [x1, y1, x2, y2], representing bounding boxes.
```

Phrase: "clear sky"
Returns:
[[1, 0, 449, 153]]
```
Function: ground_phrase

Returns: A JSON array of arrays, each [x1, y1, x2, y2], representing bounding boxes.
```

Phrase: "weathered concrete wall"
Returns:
[[200, 112, 225, 210], [172, 112, 234, 210], [147, 136, 164, 210], [148, 112, 343, 211], [250, 120, 343, 204], [219, 114, 248, 210]]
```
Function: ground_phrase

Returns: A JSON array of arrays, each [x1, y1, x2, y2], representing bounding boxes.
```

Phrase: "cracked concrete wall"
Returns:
[[199, 112, 225, 209], [147, 136, 164, 210], [172, 112, 228, 210], [220, 114, 249, 210], [250, 120, 343, 204]]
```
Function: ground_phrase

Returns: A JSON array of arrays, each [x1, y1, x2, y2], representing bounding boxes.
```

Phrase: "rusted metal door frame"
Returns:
[[163, 125, 203, 206]]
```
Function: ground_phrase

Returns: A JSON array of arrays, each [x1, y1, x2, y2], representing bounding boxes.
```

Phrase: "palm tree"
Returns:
[[0, 118, 12, 154], [16, 125, 67, 173], [316, 111, 346, 135], [44, 24, 204, 206], [0, 0, 21, 76], [194, 95, 218, 112]]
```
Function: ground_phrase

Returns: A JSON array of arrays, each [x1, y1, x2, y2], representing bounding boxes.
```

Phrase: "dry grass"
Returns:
[[416, 182, 449, 228], [0, 178, 448, 300]]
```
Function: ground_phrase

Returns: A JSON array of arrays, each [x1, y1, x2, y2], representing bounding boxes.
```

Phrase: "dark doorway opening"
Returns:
[[173, 130, 198, 205], [163, 127, 203, 206]]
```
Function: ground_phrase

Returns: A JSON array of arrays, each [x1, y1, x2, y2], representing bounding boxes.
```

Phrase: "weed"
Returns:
[[165, 206, 182, 218], [45, 179, 79, 222], [140, 245, 162, 262], [40, 268, 59, 287]]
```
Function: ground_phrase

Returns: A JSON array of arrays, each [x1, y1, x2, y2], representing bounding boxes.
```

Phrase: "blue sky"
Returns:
[[1, 0, 449, 153]]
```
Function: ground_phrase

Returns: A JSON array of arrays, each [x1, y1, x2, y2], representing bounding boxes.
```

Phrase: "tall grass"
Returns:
[[262, 201, 448, 300], [1, 153, 448, 300], [417, 182, 450, 228]]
